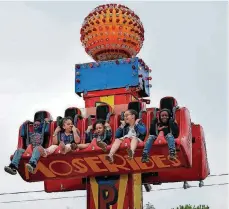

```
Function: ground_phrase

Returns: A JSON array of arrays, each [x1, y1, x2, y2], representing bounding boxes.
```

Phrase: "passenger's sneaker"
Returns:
[[169, 150, 176, 161], [71, 143, 78, 151], [4, 164, 17, 175], [141, 152, 150, 163], [97, 141, 107, 152], [26, 163, 36, 174], [59, 142, 66, 154], [127, 148, 134, 160], [105, 154, 114, 164]]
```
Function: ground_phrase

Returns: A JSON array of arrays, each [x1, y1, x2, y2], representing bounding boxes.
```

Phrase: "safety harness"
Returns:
[[22, 119, 48, 148], [154, 106, 179, 136], [87, 112, 111, 142], [56, 115, 81, 145]]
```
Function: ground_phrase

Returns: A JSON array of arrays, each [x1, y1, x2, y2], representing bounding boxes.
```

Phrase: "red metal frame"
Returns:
[[10, 96, 209, 204], [142, 124, 209, 184]]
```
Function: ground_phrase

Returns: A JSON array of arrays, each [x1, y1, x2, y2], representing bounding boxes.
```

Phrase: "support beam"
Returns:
[[87, 174, 143, 209]]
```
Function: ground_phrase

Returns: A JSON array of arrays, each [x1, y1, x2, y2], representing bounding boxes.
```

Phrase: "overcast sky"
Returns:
[[0, 1, 228, 209]]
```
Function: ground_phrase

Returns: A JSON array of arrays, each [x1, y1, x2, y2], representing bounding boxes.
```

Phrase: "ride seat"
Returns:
[[111, 114, 121, 143], [81, 104, 114, 151], [18, 111, 52, 155], [34, 110, 52, 122], [34, 111, 52, 148], [118, 101, 147, 149], [159, 97, 178, 119], [64, 107, 83, 139], [64, 107, 82, 118], [18, 122, 33, 150], [96, 104, 112, 120], [157, 97, 180, 137], [153, 97, 179, 134], [82, 115, 96, 144], [128, 101, 147, 125], [154, 108, 181, 146], [95, 104, 114, 145], [128, 101, 147, 139], [128, 101, 142, 113], [145, 108, 159, 141]]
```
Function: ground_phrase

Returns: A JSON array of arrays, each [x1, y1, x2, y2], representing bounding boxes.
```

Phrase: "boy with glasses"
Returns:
[[106, 109, 146, 164]]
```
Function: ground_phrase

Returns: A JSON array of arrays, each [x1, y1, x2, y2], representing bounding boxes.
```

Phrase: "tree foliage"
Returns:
[[144, 202, 156, 209], [144, 203, 210, 209], [172, 205, 210, 209]]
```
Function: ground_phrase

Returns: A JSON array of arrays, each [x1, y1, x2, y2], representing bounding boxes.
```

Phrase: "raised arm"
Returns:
[[26, 133, 31, 147], [169, 118, 179, 138], [85, 125, 93, 143], [149, 118, 158, 136], [104, 123, 112, 144], [135, 119, 147, 135], [43, 118, 50, 134], [52, 126, 61, 145], [115, 121, 125, 138], [72, 126, 80, 144]]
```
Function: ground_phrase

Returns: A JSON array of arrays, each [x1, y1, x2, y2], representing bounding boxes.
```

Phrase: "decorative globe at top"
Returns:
[[80, 4, 145, 61]]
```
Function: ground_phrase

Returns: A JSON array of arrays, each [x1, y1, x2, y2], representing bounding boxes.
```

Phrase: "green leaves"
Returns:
[[144, 202, 156, 209], [144, 203, 210, 209], [172, 205, 210, 209]]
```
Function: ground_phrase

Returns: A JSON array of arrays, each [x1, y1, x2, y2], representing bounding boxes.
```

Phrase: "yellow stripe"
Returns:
[[132, 96, 137, 101], [100, 95, 114, 107], [90, 175, 129, 209], [133, 173, 142, 209], [105, 191, 112, 209], [117, 174, 128, 209], [104, 191, 112, 209], [90, 177, 98, 209]]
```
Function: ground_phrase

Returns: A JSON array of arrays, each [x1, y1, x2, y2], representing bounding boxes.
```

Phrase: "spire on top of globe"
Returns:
[[80, 4, 145, 61]]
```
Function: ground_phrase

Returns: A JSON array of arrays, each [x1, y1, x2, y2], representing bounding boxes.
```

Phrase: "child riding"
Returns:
[[84, 119, 112, 151], [44, 116, 80, 156], [106, 109, 146, 164], [141, 108, 179, 162], [4, 118, 49, 175]]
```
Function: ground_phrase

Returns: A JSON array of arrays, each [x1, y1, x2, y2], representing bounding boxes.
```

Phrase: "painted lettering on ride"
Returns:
[[24, 154, 181, 180], [99, 185, 118, 209]]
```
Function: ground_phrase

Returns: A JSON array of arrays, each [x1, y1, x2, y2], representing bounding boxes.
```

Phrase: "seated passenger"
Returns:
[[44, 116, 80, 156], [106, 109, 147, 164], [141, 108, 179, 162], [75, 119, 112, 152], [4, 118, 49, 175]]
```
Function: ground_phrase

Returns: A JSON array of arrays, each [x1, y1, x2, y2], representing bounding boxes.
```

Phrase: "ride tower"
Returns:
[[8, 3, 210, 209], [77, 4, 148, 209]]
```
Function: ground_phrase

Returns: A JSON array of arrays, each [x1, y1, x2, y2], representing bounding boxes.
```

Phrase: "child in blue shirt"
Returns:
[[44, 116, 80, 155], [106, 109, 146, 163], [4, 118, 49, 175]]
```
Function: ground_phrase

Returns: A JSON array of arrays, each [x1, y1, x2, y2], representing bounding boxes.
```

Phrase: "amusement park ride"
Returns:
[[9, 3, 210, 209]]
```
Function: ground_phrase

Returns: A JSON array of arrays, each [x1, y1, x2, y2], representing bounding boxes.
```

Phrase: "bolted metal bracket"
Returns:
[[144, 184, 152, 192], [183, 181, 190, 189]]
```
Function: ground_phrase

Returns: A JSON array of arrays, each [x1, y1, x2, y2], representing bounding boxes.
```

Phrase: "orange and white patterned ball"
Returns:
[[80, 4, 145, 61]]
